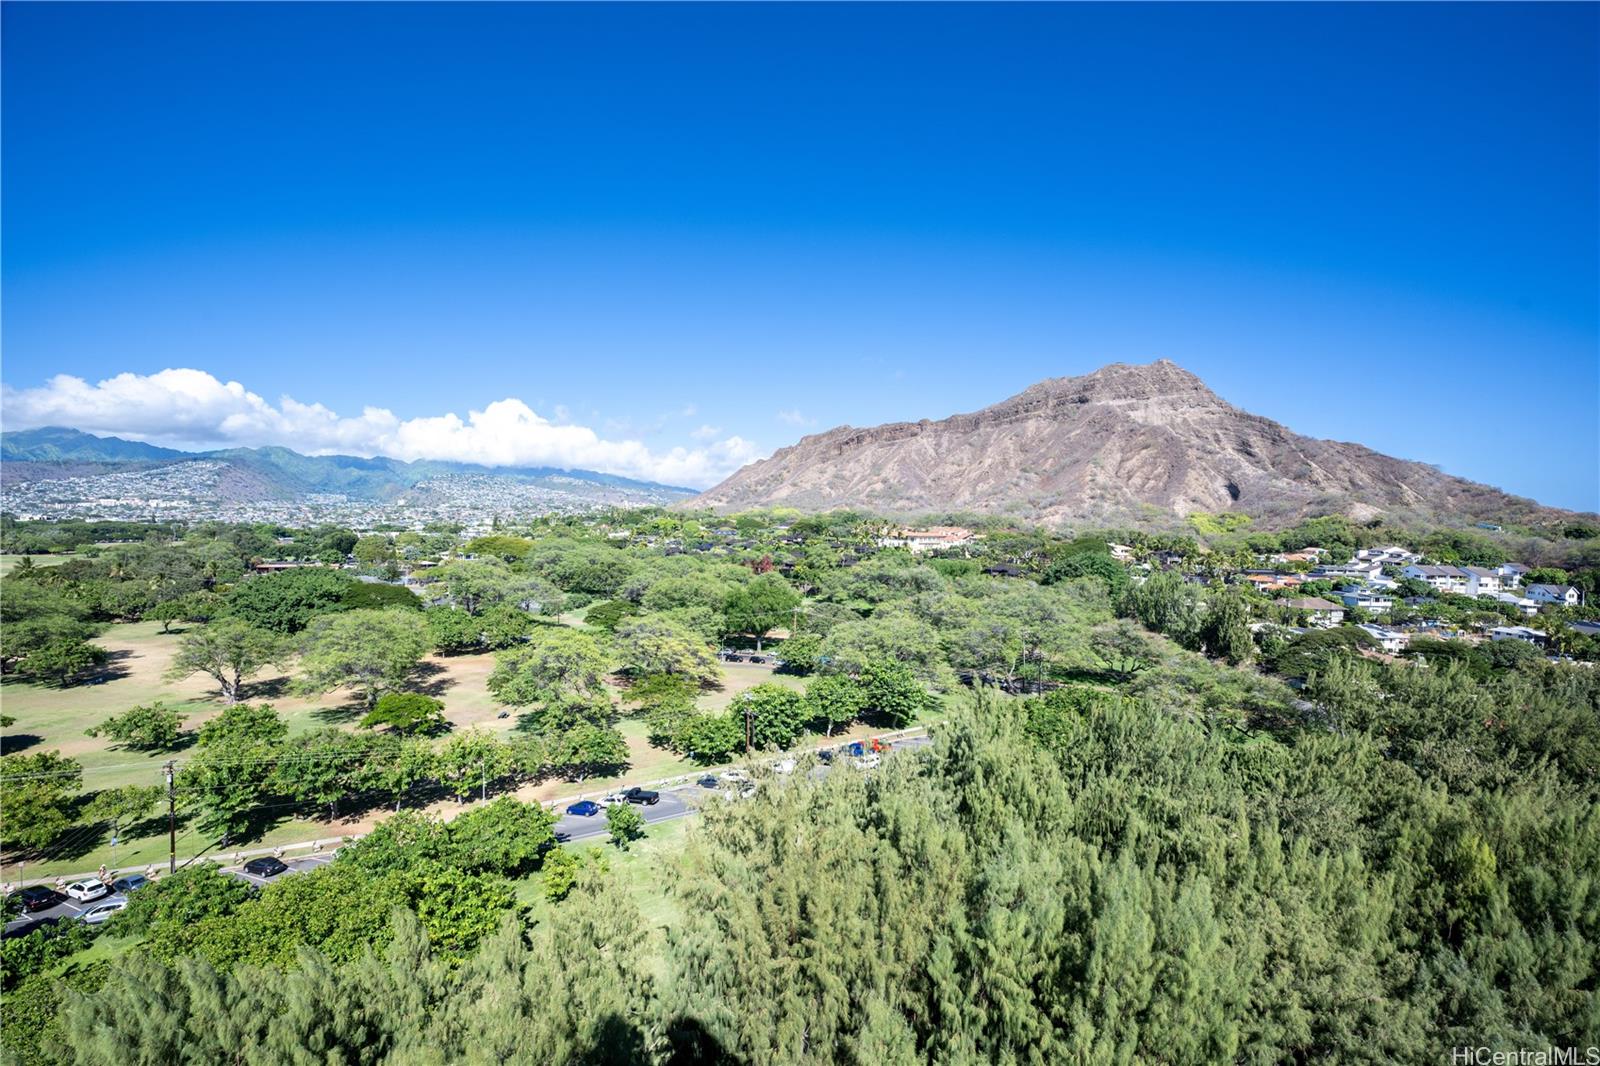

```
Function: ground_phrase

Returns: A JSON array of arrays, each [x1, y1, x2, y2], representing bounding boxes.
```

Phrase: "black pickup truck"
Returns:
[[622, 787, 660, 806]]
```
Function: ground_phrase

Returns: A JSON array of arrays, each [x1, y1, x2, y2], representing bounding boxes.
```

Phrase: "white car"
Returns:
[[720, 769, 750, 783], [64, 879, 109, 903], [854, 753, 882, 770], [773, 758, 797, 775], [77, 897, 127, 925]]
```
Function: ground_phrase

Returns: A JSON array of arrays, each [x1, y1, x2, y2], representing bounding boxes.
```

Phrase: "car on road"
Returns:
[[622, 787, 660, 805], [77, 897, 128, 926], [110, 874, 149, 894], [64, 879, 109, 903], [565, 800, 604, 817], [242, 857, 289, 878], [14, 886, 67, 913]]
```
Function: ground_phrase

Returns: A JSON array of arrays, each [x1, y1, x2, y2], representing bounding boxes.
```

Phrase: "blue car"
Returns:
[[566, 800, 603, 817]]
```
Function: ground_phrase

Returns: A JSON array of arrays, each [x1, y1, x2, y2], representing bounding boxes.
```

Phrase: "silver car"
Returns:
[[77, 896, 127, 925]]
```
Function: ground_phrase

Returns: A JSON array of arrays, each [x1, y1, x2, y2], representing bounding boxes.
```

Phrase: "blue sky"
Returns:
[[3, 3, 1596, 504]]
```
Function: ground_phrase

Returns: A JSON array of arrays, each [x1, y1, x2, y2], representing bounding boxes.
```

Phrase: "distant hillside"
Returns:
[[694, 360, 1590, 529], [1, 427, 188, 464], [0, 427, 695, 502]]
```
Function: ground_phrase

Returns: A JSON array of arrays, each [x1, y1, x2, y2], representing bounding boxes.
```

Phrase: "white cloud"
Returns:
[[1, 369, 764, 489], [689, 424, 722, 440], [776, 408, 816, 427]]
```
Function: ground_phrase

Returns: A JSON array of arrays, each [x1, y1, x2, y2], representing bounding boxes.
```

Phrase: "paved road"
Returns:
[[4, 731, 932, 937], [551, 789, 699, 843]]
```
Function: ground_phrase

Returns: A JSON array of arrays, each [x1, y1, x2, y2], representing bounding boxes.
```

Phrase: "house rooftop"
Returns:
[[1282, 596, 1342, 611]]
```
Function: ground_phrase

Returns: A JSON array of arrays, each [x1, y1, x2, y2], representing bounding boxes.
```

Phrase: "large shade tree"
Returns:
[[297, 609, 430, 709], [165, 618, 292, 704], [724, 573, 801, 652]]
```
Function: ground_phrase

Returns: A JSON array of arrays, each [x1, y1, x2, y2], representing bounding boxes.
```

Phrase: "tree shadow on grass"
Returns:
[[310, 702, 366, 725], [77, 649, 134, 686], [409, 660, 457, 700], [238, 676, 293, 701], [0, 733, 41, 755]]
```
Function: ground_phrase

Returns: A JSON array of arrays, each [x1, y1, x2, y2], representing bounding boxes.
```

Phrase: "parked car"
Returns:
[[13, 886, 66, 914], [697, 775, 720, 789], [846, 742, 866, 757], [565, 800, 604, 817], [77, 897, 128, 926], [720, 769, 750, 783], [855, 753, 882, 770], [242, 857, 288, 878], [622, 787, 660, 805], [773, 758, 796, 775], [110, 874, 149, 894], [817, 749, 835, 764], [64, 879, 109, 903]]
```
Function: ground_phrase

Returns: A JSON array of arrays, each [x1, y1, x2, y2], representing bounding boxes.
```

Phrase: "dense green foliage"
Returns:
[[84, 702, 187, 751], [5, 510, 1599, 1062], [360, 692, 449, 736], [33, 651, 1600, 1062]]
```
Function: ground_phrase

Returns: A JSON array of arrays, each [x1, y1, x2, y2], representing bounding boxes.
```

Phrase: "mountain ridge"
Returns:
[[0, 427, 697, 499], [694, 360, 1588, 528]]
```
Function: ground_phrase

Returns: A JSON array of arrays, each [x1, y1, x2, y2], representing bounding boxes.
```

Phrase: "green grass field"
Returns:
[[0, 553, 75, 576]]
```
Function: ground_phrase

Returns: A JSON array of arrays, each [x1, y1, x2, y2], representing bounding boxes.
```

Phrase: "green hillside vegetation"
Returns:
[[2, 508, 1597, 1061]]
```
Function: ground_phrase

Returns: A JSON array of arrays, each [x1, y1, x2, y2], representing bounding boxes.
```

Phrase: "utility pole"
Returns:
[[480, 758, 487, 802], [744, 702, 753, 756], [163, 761, 176, 875]]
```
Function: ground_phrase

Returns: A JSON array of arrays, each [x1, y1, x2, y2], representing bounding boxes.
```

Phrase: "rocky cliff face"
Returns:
[[693, 360, 1573, 527]]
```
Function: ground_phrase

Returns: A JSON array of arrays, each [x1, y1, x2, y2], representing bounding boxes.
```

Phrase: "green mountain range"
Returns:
[[1, 427, 694, 500]]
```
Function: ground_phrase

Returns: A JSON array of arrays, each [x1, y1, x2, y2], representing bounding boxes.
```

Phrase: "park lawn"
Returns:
[[3, 622, 938, 882], [2, 622, 505, 776], [0, 620, 509, 880], [0, 553, 75, 576], [695, 661, 806, 712]]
